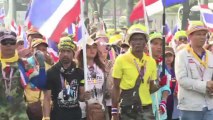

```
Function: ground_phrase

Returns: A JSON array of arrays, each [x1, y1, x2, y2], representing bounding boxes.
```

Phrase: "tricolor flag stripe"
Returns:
[[19, 70, 28, 88], [29, 0, 81, 41], [200, 5, 213, 28]]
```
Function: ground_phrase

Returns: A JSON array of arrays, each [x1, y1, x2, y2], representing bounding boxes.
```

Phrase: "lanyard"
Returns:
[[133, 59, 145, 83], [1, 66, 14, 96], [187, 45, 208, 68], [60, 74, 69, 89]]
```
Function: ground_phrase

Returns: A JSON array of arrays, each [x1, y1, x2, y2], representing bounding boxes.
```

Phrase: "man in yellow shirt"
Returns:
[[111, 24, 158, 120]]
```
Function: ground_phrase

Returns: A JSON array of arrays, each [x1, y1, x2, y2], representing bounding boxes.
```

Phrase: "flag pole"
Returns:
[[81, 0, 88, 91], [141, 0, 160, 119], [162, 0, 166, 76], [141, 0, 150, 54]]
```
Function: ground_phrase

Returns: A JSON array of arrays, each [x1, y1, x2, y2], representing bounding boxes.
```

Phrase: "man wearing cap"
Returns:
[[175, 21, 213, 120], [112, 24, 158, 120], [148, 32, 171, 120], [0, 30, 46, 119], [43, 37, 86, 120]]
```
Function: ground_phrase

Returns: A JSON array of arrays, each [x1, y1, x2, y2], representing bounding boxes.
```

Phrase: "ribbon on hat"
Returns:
[[0, 51, 19, 69], [186, 45, 208, 68]]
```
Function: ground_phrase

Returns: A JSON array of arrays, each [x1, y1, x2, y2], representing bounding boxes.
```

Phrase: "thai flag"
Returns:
[[0, 7, 5, 20], [10, 20, 22, 36], [25, 2, 32, 29], [75, 19, 89, 45], [165, 23, 173, 43], [200, 5, 213, 28], [47, 39, 59, 62], [67, 23, 76, 35], [28, 0, 81, 42], [130, 0, 187, 22]]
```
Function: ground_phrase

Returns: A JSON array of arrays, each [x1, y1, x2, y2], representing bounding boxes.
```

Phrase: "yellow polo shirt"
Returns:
[[112, 50, 157, 105]]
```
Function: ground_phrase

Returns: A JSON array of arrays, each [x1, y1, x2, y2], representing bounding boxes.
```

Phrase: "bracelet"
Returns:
[[42, 117, 50, 120], [111, 107, 118, 114]]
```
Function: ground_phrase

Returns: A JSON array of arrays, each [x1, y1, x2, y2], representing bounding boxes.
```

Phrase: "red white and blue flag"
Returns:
[[28, 0, 81, 42], [0, 7, 5, 20], [165, 24, 179, 43], [200, 5, 213, 28], [10, 20, 22, 36], [130, 0, 187, 22]]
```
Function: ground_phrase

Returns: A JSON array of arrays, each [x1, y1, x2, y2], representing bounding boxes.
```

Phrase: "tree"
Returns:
[[89, 0, 110, 18], [181, 0, 198, 30], [127, 0, 134, 26]]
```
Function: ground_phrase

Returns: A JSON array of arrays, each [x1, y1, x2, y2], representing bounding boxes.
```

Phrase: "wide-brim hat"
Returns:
[[187, 21, 209, 35], [126, 24, 148, 43]]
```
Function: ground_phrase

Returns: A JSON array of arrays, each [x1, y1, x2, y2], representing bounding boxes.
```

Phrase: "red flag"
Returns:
[[129, 1, 144, 23], [129, 0, 163, 23]]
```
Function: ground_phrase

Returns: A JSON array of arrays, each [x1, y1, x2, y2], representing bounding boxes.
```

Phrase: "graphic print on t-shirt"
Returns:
[[57, 79, 79, 108], [86, 64, 105, 107]]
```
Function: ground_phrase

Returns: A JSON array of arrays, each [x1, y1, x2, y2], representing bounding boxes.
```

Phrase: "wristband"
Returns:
[[111, 107, 118, 114], [42, 117, 50, 120]]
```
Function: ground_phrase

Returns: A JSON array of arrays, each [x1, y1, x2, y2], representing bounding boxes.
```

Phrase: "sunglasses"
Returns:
[[17, 41, 24, 45], [179, 37, 187, 41], [1, 39, 16, 46]]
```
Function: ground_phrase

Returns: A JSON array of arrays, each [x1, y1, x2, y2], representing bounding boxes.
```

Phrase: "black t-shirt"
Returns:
[[46, 62, 84, 120]]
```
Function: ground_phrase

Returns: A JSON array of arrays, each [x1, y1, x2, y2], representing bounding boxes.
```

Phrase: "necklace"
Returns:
[[1, 65, 15, 102]]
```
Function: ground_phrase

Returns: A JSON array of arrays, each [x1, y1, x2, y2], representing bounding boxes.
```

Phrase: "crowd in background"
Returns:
[[1, 11, 213, 120]]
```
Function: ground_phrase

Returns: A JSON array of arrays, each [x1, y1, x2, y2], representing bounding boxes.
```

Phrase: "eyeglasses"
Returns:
[[179, 37, 187, 41], [1, 39, 16, 46]]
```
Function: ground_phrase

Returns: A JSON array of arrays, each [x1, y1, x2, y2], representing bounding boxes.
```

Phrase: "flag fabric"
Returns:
[[200, 5, 213, 28], [130, 0, 162, 22], [0, 7, 5, 20], [165, 23, 180, 43], [10, 20, 22, 36], [47, 39, 59, 62], [25, 2, 32, 29], [163, 0, 187, 7], [130, 0, 187, 22], [165, 23, 172, 43], [75, 18, 89, 44], [28, 0, 81, 42]]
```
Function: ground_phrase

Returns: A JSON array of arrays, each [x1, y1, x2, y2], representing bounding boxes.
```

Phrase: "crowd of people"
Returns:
[[1, 11, 213, 120]]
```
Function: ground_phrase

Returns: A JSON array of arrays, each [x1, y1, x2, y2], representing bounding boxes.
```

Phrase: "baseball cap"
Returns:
[[174, 30, 187, 41], [149, 32, 163, 43], [0, 30, 17, 42], [165, 46, 175, 55]]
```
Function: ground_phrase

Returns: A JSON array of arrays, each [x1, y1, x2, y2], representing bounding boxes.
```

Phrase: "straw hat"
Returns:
[[187, 21, 209, 35]]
